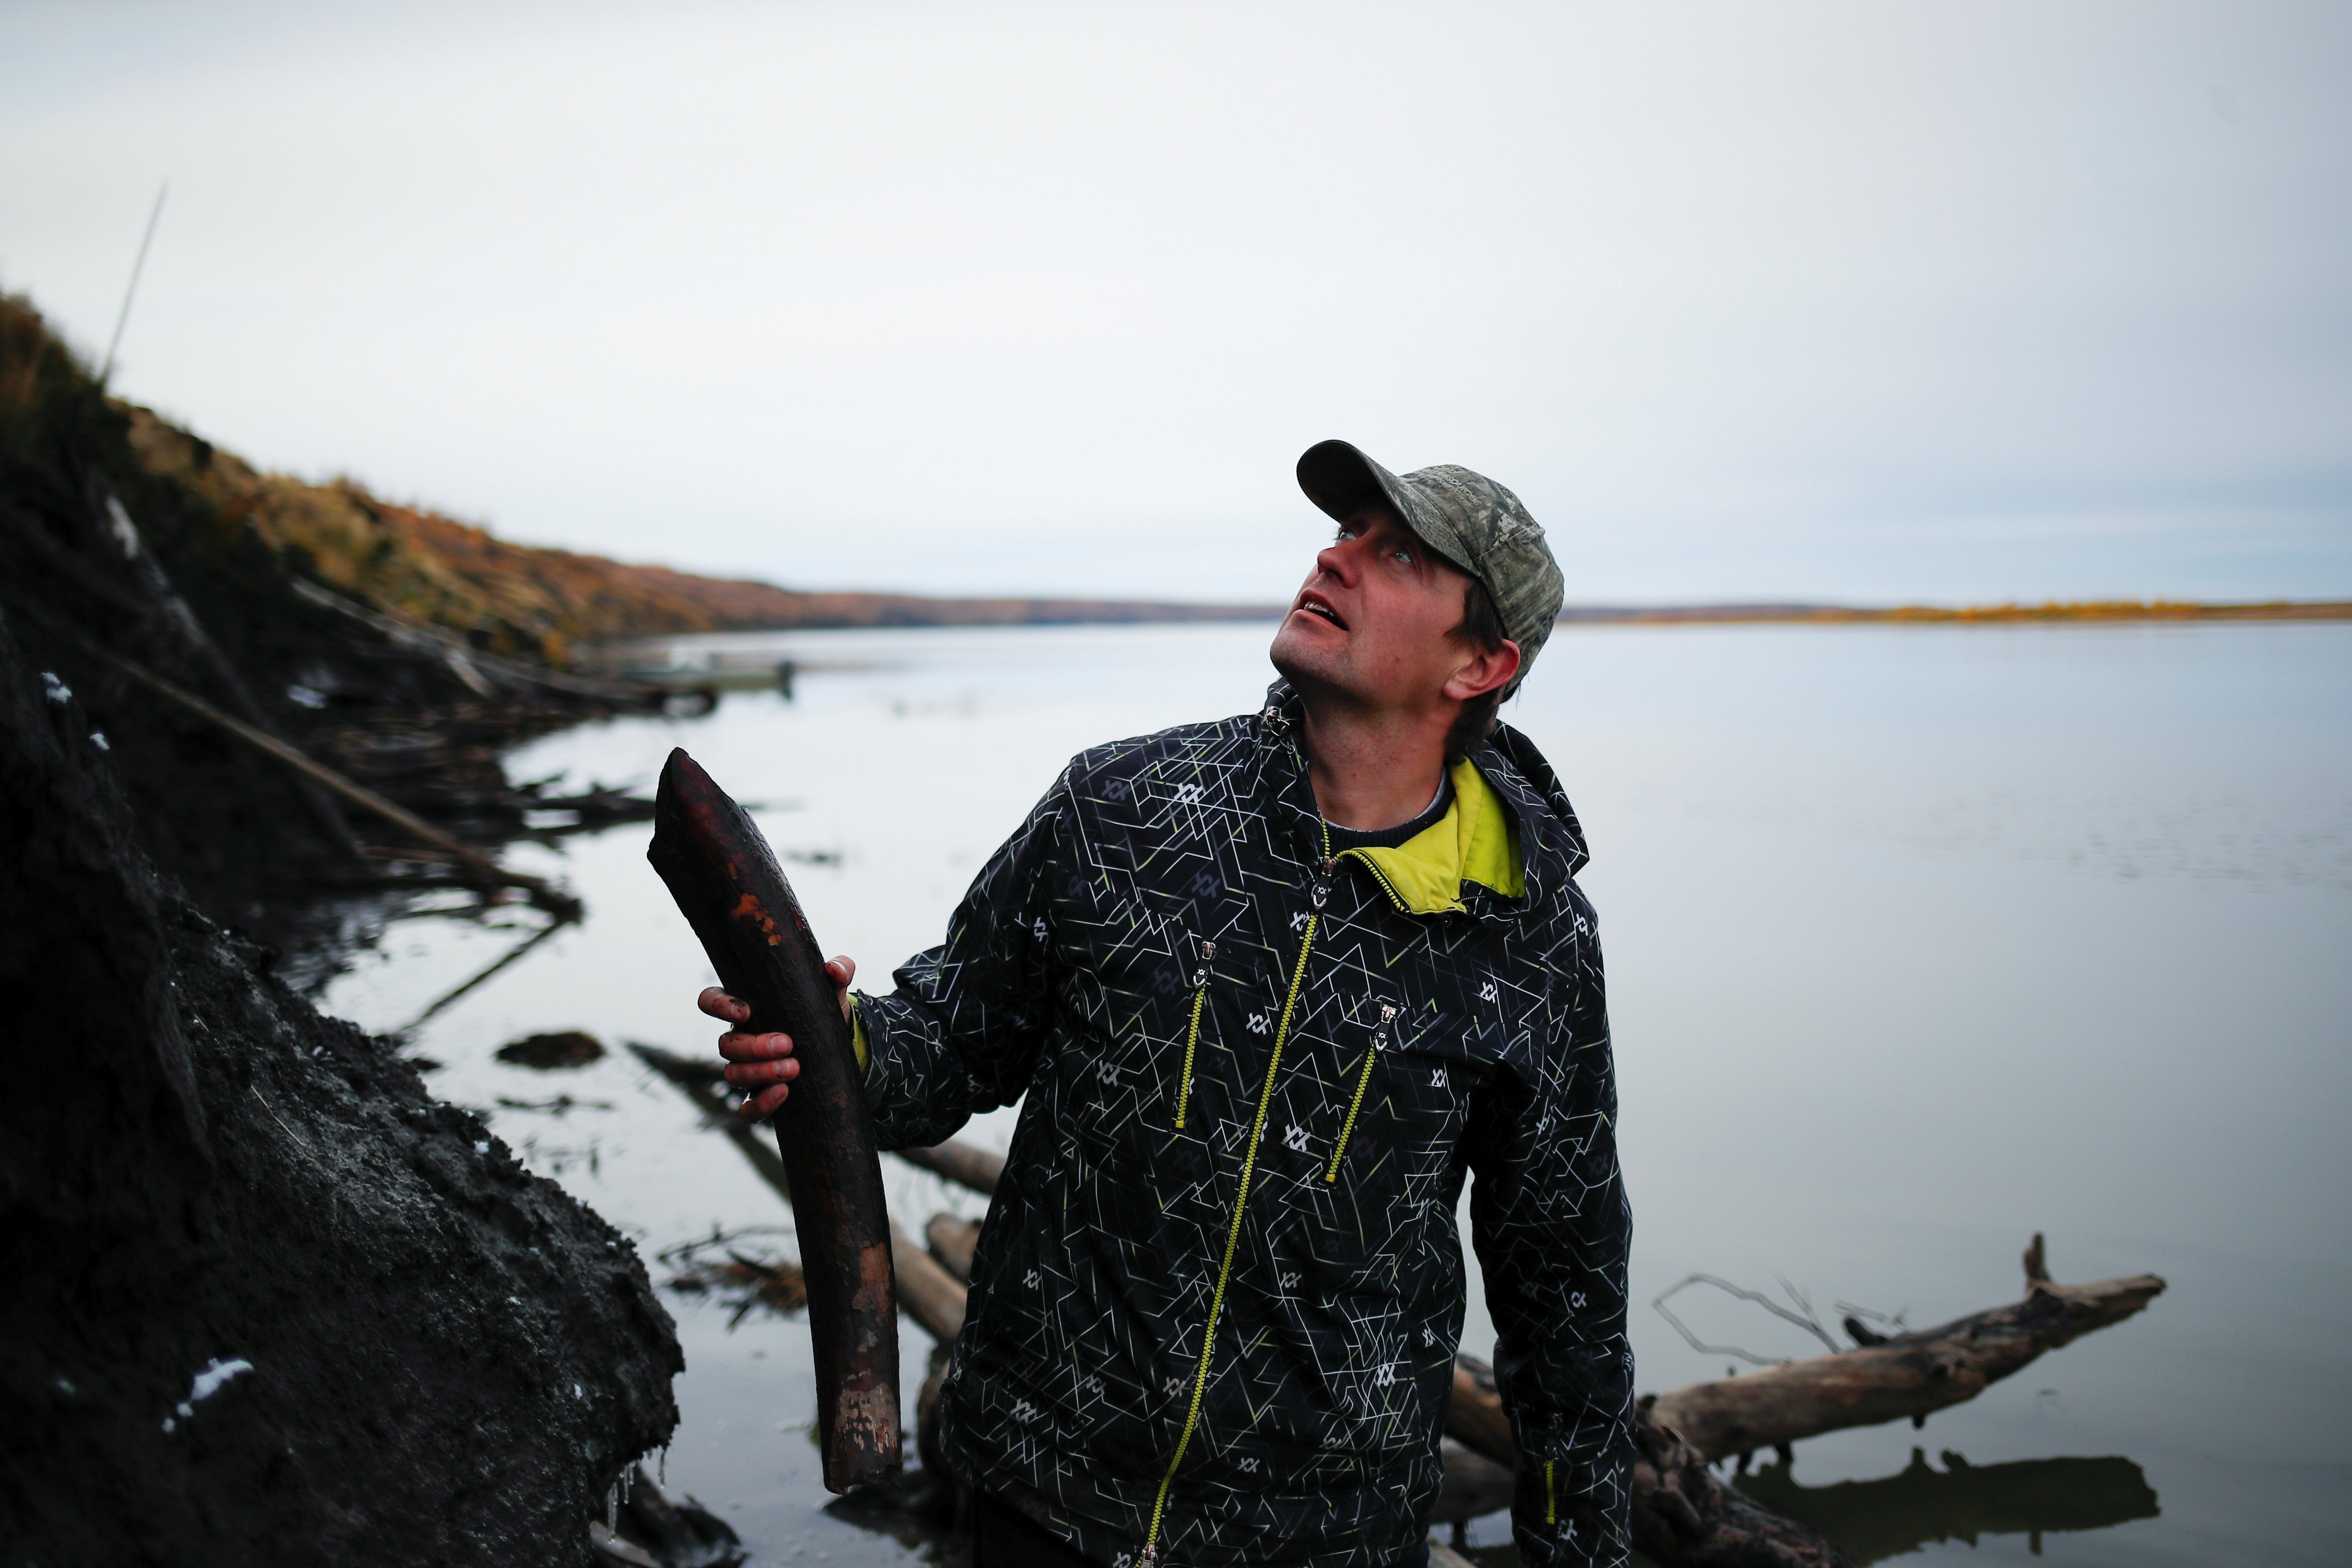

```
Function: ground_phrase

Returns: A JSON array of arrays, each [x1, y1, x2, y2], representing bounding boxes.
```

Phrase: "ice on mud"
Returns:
[[187, 1357, 254, 1405]]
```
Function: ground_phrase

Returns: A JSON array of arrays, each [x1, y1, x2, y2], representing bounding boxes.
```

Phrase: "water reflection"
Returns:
[[1740, 1449, 2159, 1562], [818, 1489, 952, 1564]]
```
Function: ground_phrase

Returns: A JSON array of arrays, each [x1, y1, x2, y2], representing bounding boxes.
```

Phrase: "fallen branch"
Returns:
[[925, 1214, 979, 1283], [891, 1220, 968, 1343], [620, 1044, 1003, 1202], [1654, 1273, 1845, 1366], [894, 1140, 1004, 1197], [1648, 1237, 2164, 1461], [630, 1044, 971, 1357], [592, 1460, 746, 1568], [1445, 1355, 1515, 1467], [1445, 1238, 2161, 1566], [97, 490, 367, 865], [1633, 1408, 1857, 1568], [390, 913, 568, 1040], [288, 575, 659, 705], [57, 624, 580, 917], [631, 1044, 795, 1200]]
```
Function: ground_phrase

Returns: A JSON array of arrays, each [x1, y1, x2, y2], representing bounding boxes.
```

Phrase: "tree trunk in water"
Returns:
[[646, 748, 899, 1494], [1631, 1410, 1859, 1568], [891, 1220, 968, 1343], [895, 1140, 1005, 1196], [926, 1214, 980, 1283], [1444, 1239, 2162, 1567], [1648, 1238, 2164, 1461]]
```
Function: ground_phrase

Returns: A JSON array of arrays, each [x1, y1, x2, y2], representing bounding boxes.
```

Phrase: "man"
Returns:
[[704, 441, 1632, 1567]]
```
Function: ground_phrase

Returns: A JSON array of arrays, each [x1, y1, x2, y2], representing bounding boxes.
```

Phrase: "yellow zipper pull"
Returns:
[[1324, 1002, 1396, 1183], [1173, 941, 1215, 1129]]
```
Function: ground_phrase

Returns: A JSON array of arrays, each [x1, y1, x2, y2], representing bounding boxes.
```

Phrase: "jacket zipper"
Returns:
[[1323, 1001, 1397, 1182], [1143, 824, 1332, 1565], [1342, 848, 1412, 914], [1544, 1457, 1557, 1525], [1172, 941, 1216, 1130]]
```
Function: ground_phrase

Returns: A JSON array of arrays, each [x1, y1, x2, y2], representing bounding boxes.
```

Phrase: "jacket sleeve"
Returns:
[[851, 767, 1071, 1151], [1467, 893, 1635, 1568]]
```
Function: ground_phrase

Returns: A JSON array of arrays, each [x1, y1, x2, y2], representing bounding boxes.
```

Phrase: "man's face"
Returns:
[[1269, 507, 1500, 713]]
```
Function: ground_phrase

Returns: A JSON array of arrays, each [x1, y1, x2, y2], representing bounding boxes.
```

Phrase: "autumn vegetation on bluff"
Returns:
[[5, 289, 1268, 672], [114, 391, 1271, 667]]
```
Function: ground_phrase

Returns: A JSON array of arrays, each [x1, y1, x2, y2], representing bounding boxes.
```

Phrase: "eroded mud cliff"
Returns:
[[0, 603, 681, 1564]]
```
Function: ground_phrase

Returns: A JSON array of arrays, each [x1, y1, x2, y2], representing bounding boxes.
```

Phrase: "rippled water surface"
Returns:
[[319, 621, 2352, 1566]]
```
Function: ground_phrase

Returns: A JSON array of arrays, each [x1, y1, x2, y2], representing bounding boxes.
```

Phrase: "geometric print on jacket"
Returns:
[[856, 681, 1634, 1567]]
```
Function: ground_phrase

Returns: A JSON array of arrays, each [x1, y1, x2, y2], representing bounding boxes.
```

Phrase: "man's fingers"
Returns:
[[697, 987, 751, 1023], [741, 1082, 792, 1121], [718, 1030, 794, 1062], [711, 965, 842, 1110], [722, 1055, 801, 1088], [825, 956, 857, 1022]]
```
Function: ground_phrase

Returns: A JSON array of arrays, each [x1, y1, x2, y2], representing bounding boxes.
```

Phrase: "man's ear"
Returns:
[[1443, 639, 1521, 703]]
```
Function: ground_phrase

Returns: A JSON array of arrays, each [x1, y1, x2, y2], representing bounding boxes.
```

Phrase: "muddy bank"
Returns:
[[0, 597, 681, 1563]]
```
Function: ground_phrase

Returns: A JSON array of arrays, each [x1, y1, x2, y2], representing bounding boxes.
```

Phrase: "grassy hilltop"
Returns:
[[118, 404, 1272, 670]]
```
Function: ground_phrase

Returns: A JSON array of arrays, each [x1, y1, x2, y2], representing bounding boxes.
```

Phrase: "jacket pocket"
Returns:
[[1323, 1001, 1400, 1181], [1172, 939, 1216, 1129]]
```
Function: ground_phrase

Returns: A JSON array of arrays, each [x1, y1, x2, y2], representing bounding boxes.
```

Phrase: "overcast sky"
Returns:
[[5, 1, 2347, 604]]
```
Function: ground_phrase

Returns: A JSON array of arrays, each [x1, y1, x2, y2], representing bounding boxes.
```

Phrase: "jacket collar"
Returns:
[[1254, 681, 1590, 917], [1334, 756, 1523, 916]]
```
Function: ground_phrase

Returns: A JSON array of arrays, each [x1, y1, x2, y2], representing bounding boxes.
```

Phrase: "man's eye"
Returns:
[[1392, 548, 1414, 566]]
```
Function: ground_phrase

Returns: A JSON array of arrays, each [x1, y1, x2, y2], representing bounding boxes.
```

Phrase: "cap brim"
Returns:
[[1295, 439, 1475, 577]]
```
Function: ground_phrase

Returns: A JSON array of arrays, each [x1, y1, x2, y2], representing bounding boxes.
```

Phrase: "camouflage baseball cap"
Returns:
[[1295, 439, 1564, 694]]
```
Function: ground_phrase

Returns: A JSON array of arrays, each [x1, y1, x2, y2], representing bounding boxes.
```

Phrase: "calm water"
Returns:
[[319, 621, 2352, 1566]]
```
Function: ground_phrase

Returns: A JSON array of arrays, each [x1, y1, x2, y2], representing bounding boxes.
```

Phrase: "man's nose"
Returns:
[[1314, 538, 1360, 583]]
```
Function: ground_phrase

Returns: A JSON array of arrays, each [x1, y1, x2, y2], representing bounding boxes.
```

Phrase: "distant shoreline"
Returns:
[[604, 597, 2352, 643], [1551, 599, 2352, 625]]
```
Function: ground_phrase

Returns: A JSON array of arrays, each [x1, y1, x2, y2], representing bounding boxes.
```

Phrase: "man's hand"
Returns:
[[703, 956, 856, 1122]]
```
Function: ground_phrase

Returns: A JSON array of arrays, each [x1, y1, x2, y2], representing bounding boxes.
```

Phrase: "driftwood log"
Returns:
[[646, 749, 899, 1493], [1648, 1236, 2164, 1462], [896, 1140, 1005, 1196], [1634, 1410, 1858, 1568], [925, 1214, 980, 1282], [1446, 1238, 2162, 1567], [892, 1220, 969, 1342]]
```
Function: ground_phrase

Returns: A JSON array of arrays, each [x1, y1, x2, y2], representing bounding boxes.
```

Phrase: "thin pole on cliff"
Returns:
[[98, 182, 168, 392]]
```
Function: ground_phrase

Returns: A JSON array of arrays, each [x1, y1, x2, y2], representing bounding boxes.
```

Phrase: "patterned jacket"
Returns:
[[856, 682, 1633, 1567]]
